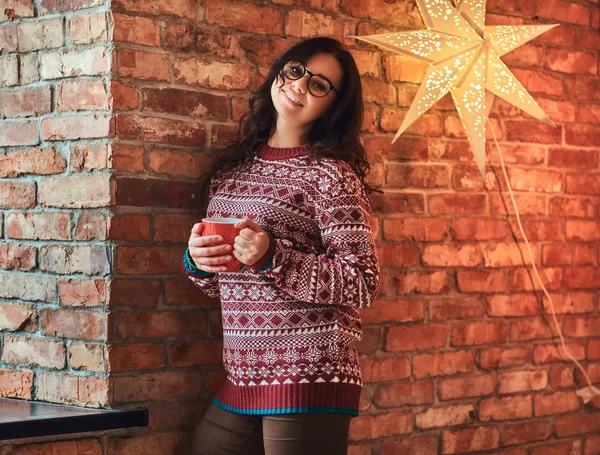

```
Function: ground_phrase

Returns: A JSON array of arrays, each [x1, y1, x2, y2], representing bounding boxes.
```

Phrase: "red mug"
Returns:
[[201, 217, 242, 272]]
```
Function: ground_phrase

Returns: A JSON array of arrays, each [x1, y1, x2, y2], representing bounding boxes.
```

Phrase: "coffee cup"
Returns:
[[201, 217, 242, 272]]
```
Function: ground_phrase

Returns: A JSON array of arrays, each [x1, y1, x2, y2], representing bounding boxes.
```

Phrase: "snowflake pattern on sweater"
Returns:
[[183, 144, 380, 416]]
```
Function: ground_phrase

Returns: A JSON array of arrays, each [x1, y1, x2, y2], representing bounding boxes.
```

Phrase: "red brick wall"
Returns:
[[1, 0, 599, 453], [0, 0, 113, 413]]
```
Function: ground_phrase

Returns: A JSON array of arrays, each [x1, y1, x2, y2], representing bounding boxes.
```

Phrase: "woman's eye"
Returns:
[[312, 81, 325, 91]]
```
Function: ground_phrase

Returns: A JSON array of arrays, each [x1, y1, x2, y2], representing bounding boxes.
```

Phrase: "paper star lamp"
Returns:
[[351, 0, 558, 177]]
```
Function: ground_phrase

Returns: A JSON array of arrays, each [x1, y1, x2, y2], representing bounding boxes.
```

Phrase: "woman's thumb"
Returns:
[[235, 219, 259, 232], [192, 223, 204, 236]]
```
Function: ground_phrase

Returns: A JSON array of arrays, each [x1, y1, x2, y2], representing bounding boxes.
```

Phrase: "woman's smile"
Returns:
[[282, 88, 304, 107]]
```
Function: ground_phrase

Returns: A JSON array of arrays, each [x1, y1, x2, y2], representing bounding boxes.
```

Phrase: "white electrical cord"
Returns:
[[488, 118, 600, 403]]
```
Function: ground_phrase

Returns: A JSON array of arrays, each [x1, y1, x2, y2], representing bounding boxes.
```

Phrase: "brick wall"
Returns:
[[0, 0, 113, 410], [0, 0, 599, 453]]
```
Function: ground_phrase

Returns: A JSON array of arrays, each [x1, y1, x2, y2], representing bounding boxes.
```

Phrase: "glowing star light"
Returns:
[[352, 0, 558, 178]]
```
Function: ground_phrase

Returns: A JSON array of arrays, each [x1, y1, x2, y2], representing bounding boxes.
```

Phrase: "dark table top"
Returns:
[[0, 398, 148, 440]]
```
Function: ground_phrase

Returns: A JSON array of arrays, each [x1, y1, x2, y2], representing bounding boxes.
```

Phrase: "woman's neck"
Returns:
[[268, 117, 311, 148]]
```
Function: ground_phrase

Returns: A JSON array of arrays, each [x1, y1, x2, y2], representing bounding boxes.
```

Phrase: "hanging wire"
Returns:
[[488, 117, 600, 403]]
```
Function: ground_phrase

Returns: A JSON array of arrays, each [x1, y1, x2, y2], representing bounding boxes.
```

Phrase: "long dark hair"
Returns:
[[200, 36, 377, 207]]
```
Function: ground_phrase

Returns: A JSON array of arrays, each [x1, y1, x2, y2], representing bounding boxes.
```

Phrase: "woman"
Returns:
[[183, 36, 380, 455]]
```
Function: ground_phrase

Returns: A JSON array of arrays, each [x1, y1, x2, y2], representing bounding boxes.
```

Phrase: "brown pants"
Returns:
[[187, 403, 352, 455]]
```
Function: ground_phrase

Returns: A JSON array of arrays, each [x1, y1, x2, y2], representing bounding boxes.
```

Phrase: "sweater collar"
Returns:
[[257, 142, 312, 160]]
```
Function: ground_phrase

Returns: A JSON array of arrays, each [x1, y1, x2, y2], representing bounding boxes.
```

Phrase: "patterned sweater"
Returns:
[[183, 143, 380, 417]]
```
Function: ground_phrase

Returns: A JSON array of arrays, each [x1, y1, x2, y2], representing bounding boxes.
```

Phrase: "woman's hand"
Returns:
[[232, 219, 271, 266], [187, 223, 234, 273]]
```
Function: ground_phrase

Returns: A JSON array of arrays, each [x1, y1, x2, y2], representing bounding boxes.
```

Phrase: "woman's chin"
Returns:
[[275, 101, 304, 118]]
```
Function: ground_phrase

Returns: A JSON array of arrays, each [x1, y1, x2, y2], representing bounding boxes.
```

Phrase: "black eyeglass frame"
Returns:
[[280, 61, 339, 98]]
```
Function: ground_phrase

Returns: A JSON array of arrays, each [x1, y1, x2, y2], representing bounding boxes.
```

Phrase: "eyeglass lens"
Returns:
[[282, 61, 332, 97]]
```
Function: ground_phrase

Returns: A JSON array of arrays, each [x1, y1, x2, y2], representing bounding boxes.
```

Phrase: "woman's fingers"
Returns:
[[189, 251, 232, 273], [189, 235, 227, 248], [234, 234, 252, 247], [232, 243, 257, 262], [239, 228, 260, 241], [191, 253, 233, 266], [187, 220, 267, 270], [188, 245, 232, 258], [187, 223, 236, 272], [190, 234, 223, 245]]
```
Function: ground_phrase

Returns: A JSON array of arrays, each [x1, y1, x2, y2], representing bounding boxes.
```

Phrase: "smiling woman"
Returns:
[[196, 36, 375, 195], [182, 36, 381, 455], [269, 52, 344, 146]]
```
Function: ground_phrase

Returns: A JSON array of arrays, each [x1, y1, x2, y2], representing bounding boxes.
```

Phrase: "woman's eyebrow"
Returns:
[[305, 65, 336, 85]]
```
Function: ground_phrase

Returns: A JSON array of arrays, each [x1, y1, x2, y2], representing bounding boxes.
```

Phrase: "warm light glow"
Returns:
[[351, 0, 558, 178]]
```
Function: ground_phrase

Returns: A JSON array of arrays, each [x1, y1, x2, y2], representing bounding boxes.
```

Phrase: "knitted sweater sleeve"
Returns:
[[256, 161, 380, 309], [183, 248, 220, 299], [182, 177, 221, 299]]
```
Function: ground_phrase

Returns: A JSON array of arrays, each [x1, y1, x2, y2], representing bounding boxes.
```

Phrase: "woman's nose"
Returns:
[[292, 75, 309, 93]]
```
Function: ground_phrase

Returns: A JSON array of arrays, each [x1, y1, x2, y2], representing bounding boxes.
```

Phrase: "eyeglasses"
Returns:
[[281, 61, 339, 98]]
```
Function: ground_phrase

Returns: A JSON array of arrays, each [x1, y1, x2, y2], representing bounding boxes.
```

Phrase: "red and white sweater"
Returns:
[[183, 143, 380, 417]]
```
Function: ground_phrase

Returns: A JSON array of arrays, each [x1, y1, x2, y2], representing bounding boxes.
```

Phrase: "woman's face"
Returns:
[[270, 52, 343, 128]]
